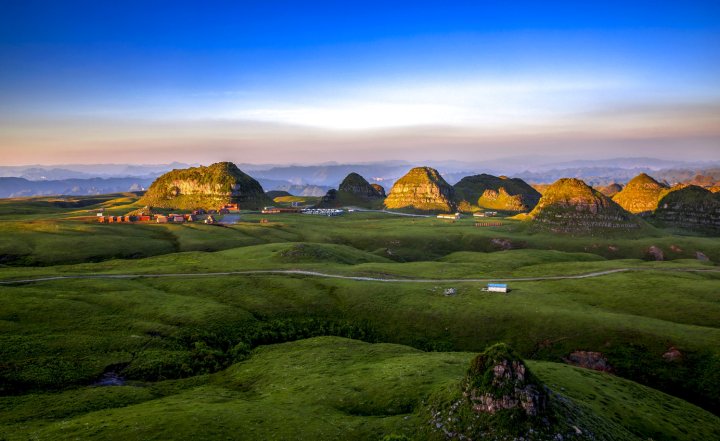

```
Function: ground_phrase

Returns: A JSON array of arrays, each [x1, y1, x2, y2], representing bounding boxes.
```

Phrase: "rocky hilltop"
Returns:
[[426, 344, 612, 440], [140, 162, 270, 210], [522, 178, 641, 234], [653, 185, 720, 231], [454, 174, 541, 212], [384, 167, 456, 212], [612, 173, 668, 214], [317, 172, 385, 208]]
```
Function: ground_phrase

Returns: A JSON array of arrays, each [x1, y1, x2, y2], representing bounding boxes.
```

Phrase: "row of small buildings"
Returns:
[[436, 211, 499, 220], [98, 215, 152, 223], [98, 213, 213, 224], [261, 206, 300, 214], [97, 203, 239, 224]]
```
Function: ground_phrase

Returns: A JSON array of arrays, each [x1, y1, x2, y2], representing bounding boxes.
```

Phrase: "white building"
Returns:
[[486, 283, 508, 293], [437, 213, 460, 220]]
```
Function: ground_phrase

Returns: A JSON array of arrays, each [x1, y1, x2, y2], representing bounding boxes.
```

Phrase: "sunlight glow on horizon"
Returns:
[[1, 1, 719, 164]]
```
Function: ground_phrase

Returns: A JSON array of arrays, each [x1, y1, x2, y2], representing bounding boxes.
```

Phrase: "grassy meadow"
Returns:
[[1, 193, 719, 439]]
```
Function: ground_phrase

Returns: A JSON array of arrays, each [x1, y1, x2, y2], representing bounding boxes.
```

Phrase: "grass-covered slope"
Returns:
[[318, 172, 386, 209], [521, 178, 645, 235], [139, 162, 270, 210], [2, 337, 719, 441], [613, 173, 668, 214], [453, 174, 541, 212], [2, 244, 719, 414], [597, 183, 623, 197], [652, 184, 720, 231], [384, 167, 456, 212]]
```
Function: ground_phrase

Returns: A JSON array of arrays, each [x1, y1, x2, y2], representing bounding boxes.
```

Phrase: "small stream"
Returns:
[[94, 371, 126, 386]]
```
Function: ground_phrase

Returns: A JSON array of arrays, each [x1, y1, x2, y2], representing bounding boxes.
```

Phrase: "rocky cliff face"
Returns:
[[140, 162, 270, 210], [653, 185, 720, 231], [454, 174, 541, 212], [384, 167, 456, 212], [524, 178, 641, 234], [612, 173, 668, 214]]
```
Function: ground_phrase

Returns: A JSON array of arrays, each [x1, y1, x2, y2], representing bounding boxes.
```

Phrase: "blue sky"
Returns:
[[1, 1, 719, 164]]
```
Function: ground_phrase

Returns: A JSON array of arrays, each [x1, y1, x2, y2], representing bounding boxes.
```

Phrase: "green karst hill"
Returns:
[[318, 172, 385, 208], [612, 173, 668, 214], [653, 184, 720, 231], [453, 174, 541, 212], [384, 166, 456, 212], [520, 178, 644, 234], [139, 162, 270, 210], [597, 183, 623, 197]]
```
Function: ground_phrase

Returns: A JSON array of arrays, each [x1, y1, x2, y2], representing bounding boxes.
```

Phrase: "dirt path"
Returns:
[[1, 267, 718, 286]]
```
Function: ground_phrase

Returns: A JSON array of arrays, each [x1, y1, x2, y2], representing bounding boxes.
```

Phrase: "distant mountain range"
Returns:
[[1, 158, 719, 198], [0, 177, 153, 198]]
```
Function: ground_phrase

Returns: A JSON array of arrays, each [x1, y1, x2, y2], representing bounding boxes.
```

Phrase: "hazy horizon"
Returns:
[[2, 1, 719, 165]]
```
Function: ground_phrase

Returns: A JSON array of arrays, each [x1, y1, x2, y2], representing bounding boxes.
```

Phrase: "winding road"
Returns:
[[1, 267, 717, 286]]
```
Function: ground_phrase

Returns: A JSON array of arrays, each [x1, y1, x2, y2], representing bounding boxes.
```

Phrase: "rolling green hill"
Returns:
[[1, 337, 718, 441]]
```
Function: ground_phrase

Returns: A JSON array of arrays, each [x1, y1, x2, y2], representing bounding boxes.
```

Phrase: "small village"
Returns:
[[97, 203, 241, 225], [96, 202, 351, 225], [96, 199, 505, 228]]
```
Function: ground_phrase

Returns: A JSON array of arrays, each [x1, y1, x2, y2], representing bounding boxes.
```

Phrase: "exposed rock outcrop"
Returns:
[[612, 173, 668, 214], [454, 174, 541, 212], [565, 351, 612, 372], [140, 162, 270, 210], [424, 344, 611, 440], [464, 344, 547, 417], [663, 347, 683, 362], [645, 245, 664, 261], [384, 167, 456, 212], [652, 184, 720, 231], [521, 178, 642, 234]]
